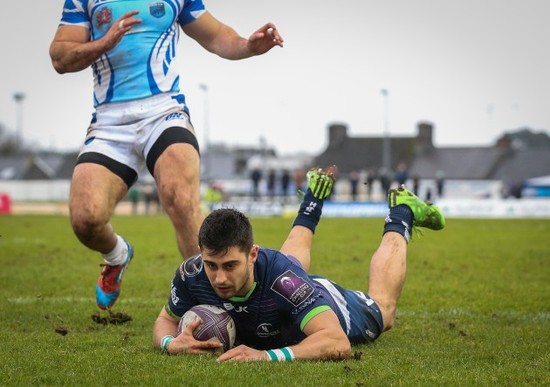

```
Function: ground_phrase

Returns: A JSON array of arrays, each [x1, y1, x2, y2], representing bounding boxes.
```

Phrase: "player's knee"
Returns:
[[161, 186, 197, 215], [376, 300, 397, 332], [70, 209, 106, 242], [383, 313, 396, 331]]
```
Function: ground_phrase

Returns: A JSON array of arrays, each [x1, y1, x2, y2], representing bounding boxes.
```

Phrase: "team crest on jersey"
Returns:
[[182, 254, 203, 277], [271, 270, 314, 306], [96, 6, 112, 26], [149, 2, 166, 18], [256, 323, 280, 338]]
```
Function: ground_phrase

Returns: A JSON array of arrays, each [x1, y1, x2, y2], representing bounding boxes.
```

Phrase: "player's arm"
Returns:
[[292, 309, 352, 360], [182, 11, 283, 60], [153, 306, 223, 355], [49, 11, 141, 73], [217, 309, 351, 362]]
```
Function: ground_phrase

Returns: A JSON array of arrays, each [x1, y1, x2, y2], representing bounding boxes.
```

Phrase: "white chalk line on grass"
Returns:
[[5, 297, 549, 321], [0, 237, 48, 245], [5, 296, 159, 306]]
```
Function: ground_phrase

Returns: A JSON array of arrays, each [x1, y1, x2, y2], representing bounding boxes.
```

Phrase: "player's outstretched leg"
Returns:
[[281, 166, 336, 272], [96, 238, 134, 310], [385, 184, 445, 241], [293, 166, 336, 231], [368, 185, 445, 332]]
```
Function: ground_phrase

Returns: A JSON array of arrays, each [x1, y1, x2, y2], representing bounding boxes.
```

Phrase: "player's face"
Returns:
[[202, 245, 258, 299]]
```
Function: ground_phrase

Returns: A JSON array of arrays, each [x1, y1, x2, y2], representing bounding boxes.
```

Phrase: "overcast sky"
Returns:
[[1, 0, 549, 155]]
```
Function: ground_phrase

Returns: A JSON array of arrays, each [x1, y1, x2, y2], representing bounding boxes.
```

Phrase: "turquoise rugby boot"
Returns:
[[95, 240, 134, 310]]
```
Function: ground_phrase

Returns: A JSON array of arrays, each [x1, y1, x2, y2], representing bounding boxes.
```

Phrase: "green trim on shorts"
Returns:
[[300, 305, 332, 331]]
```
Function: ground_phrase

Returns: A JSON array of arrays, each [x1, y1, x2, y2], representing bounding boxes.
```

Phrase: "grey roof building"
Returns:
[[314, 122, 550, 182], [0, 152, 77, 180]]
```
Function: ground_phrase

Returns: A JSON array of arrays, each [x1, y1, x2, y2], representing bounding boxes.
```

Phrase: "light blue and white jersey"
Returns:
[[59, 0, 205, 106]]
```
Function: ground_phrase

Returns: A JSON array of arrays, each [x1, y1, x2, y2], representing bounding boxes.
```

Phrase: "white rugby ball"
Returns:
[[177, 304, 236, 352]]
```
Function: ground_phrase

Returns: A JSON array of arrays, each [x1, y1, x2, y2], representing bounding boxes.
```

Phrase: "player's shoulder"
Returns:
[[257, 247, 291, 265], [256, 247, 303, 280], [177, 254, 205, 280]]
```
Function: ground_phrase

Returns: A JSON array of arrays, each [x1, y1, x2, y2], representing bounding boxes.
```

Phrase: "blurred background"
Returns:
[[1, 1, 549, 216]]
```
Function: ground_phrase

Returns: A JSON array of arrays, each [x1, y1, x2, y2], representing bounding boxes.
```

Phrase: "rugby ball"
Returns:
[[177, 304, 236, 352]]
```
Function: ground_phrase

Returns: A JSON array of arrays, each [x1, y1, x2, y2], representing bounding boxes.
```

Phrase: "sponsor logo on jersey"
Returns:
[[149, 2, 166, 18], [183, 254, 203, 277], [293, 295, 318, 315], [170, 283, 179, 305], [96, 7, 112, 26], [223, 303, 248, 313], [165, 112, 184, 121], [256, 323, 280, 338], [271, 270, 314, 306]]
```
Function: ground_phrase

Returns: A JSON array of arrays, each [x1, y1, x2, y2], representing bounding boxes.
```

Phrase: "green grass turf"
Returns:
[[0, 215, 548, 385]]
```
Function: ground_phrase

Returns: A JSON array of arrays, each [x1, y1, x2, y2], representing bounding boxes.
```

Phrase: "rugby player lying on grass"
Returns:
[[153, 167, 445, 361]]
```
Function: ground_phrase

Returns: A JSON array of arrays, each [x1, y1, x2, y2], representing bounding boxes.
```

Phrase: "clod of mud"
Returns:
[[91, 310, 133, 325], [55, 326, 69, 336]]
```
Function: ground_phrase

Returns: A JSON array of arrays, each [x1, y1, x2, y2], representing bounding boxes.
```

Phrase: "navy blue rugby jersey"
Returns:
[[166, 248, 334, 350]]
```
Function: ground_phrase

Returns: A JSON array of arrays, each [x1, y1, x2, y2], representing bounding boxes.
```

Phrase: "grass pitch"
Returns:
[[0, 214, 548, 386]]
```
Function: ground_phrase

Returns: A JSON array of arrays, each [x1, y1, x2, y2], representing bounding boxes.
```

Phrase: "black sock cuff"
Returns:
[[383, 205, 413, 242], [292, 190, 324, 233]]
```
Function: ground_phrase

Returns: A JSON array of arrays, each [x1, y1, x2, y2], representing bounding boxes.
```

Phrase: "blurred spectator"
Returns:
[[349, 170, 359, 201], [143, 184, 160, 214], [281, 170, 290, 198], [204, 182, 224, 210], [412, 175, 420, 196], [293, 168, 306, 194], [267, 169, 276, 198], [365, 169, 375, 200], [128, 187, 140, 215], [250, 168, 262, 200], [435, 170, 445, 198], [379, 167, 391, 196], [509, 180, 524, 199], [426, 188, 432, 202], [394, 162, 409, 186]]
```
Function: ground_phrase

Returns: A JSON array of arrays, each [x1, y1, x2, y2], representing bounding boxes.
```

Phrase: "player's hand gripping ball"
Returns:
[[177, 305, 236, 352]]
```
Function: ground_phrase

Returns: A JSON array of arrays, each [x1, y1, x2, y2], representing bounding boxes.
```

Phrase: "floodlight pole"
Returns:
[[380, 88, 391, 172], [199, 84, 210, 180], [13, 92, 26, 151]]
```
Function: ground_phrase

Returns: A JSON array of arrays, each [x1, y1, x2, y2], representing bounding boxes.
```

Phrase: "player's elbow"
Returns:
[[51, 58, 69, 74], [52, 64, 67, 74], [327, 332, 352, 360], [331, 339, 352, 361]]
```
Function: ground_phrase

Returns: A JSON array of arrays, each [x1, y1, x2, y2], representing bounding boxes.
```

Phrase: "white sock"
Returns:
[[102, 235, 128, 266]]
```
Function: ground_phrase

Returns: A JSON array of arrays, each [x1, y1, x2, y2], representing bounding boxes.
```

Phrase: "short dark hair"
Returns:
[[198, 208, 254, 256]]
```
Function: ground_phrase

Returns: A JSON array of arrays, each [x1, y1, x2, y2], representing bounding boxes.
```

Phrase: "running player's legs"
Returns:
[[151, 140, 203, 259], [69, 162, 129, 253], [71, 104, 141, 254], [142, 96, 203, 259]]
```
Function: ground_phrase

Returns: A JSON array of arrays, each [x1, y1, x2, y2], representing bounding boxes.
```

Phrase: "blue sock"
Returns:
[[383, 205, 413, 242], [292, 190, 324, 233]]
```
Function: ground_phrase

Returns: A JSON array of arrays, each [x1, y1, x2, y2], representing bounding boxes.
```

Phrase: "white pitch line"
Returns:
[[6, 296, 160, 306]]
